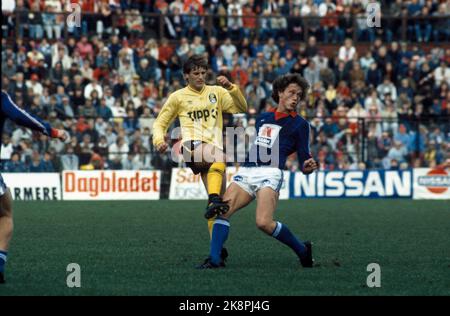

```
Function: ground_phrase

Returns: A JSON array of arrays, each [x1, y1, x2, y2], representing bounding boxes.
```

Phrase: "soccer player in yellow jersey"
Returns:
[[152, 55, 247, 259]]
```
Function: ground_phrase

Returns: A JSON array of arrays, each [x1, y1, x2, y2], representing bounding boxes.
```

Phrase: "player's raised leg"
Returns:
[[188, 143, 226, 237], [197, 182, 253, 269], [185, 143, 229, 219], [0, 180, 13, 283], [255, 187, 313, 267], [201, 170, 230, 263], [199, 144, 230, 219], [201, 171, 227, 239], [184, 142, 231, 262]]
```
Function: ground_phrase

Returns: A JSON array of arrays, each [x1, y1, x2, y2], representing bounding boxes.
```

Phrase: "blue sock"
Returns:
[[210, 217, 230, 265], [0, 250, 7, 273], [271, 221, 307, 259]]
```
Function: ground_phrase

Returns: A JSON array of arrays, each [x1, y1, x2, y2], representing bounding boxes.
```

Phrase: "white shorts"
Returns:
[[231, 167, 284, 198]]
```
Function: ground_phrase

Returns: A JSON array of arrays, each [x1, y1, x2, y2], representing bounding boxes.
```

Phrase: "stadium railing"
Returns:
[[1, 115, 448, 173], [4, 10, 450, 44]]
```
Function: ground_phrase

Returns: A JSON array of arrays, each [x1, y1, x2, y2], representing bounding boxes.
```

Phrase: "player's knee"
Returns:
[[256, 218, 274, 235]]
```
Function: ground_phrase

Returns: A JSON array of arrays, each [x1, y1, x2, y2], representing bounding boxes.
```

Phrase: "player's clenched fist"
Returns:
[[302, 158, 318, 174], [216, 76, 233, 90], [156, 142, 169, 153], [51, 128, 70, 143]]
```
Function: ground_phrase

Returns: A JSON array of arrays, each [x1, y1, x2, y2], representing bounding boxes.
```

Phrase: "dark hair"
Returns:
[[183, 54, 208, 74], [271, 73, 310, 103]]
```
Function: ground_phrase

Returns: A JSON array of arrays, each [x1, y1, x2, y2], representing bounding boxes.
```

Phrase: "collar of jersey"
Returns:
[[268, 107, 297, 120], [187, 84, 206, 94]]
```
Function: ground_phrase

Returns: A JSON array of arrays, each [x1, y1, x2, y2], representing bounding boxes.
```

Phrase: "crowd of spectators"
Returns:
[[2, 0, 450, 43], [1, 0, 449, 173]]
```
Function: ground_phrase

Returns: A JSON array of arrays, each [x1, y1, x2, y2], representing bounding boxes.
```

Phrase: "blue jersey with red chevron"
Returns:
[[1, 91, 52, 155], [244, 108, 312, 170]]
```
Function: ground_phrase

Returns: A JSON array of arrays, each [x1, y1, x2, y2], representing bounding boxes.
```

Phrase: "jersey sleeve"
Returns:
[[254, 113, 264, 131], [297, 120, 313, 174], [1, 91, 52, 136], [219, 84, 247, 114], [152, 92, 179, 147]]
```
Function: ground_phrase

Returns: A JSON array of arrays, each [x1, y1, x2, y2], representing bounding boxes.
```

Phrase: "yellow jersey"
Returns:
[[152, 84, 247, 150]]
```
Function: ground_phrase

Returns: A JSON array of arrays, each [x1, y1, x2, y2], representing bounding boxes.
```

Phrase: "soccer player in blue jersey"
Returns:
[[0, 91, 68, 283], [197, 73, 318, 269]]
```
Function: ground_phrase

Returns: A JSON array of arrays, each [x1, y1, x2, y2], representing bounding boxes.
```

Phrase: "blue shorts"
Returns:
[[0, 173, 7, 196]]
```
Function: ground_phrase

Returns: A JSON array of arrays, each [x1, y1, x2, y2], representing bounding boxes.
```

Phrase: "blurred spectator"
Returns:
[[270, 8, 288, 39], [433, 60, 450, 87], [84, 78, 103, 100], [433, 3, 450, 43], [356, 5, 375, 42], [304, 5, 321, 39], [366, 62, 383, 88], [415, 6, 433, 42], [1, 135, 14, 161], [126, 9, 144, 38], [242, 3, 257, 38], [228, 8, 244, 41], [28, 150, 46, 172], [338, 38, 356, 63], [109, 136, 129, 161], [303, 60, 320, 86], [42, 2, 63, 40], [305, 36, 319, 58], [60, 143, 79, 171], [26, 73, 43, 95], [338, 6, 353, 40], [320, 1, 339, 43], [76, 36, 94, 62], [387, 140, 408, 165], [3, 152, 26, 172], [97, 98, 113, 121], [182, 0, 204, 39], [123, 110, 140, 135], [11, 126, 32, 146], [312, 50, 328, 72], [121, 153, 135, 170], [349, 61, 365, 88], [220, 38, 238, 66]]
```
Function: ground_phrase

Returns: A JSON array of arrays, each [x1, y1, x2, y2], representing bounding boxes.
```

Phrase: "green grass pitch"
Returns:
[[0, 199, 449, 296]]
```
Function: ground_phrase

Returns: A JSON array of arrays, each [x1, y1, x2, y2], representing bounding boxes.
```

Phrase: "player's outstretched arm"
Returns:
[[152, 93, 178, 153], [2, 91, 69, 142], [217, 76, 247, 114]]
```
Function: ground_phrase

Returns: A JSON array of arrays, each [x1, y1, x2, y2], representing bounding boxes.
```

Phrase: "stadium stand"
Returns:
[[1, 0, 449, 179]]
